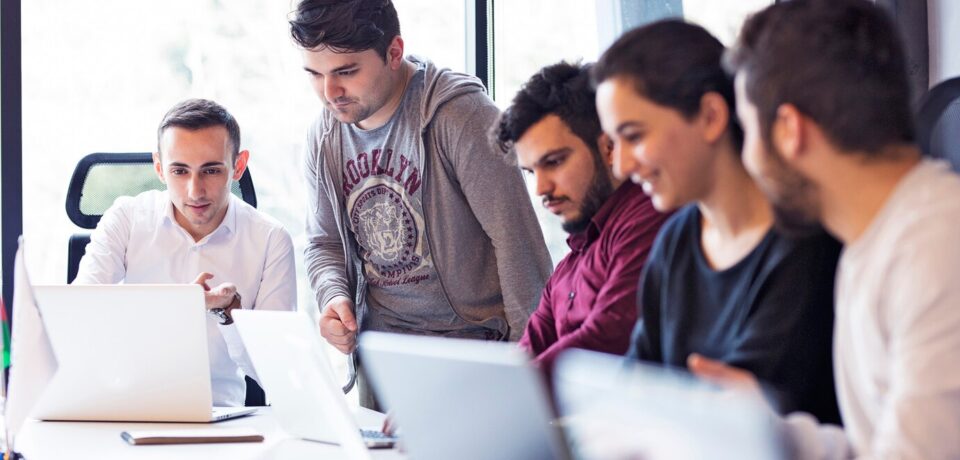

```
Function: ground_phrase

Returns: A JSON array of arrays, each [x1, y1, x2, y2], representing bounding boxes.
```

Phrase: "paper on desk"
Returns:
[[5, 240, 58, 442]]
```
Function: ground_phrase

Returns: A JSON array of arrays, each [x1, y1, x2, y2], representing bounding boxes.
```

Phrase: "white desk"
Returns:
[[15, 407, 405, 459]]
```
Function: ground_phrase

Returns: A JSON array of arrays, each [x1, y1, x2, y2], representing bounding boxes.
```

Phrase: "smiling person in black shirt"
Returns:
[[593, 20, 841, 424]]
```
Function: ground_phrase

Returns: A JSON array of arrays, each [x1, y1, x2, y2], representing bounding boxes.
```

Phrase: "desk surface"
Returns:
[[16, 407, 405, 460]]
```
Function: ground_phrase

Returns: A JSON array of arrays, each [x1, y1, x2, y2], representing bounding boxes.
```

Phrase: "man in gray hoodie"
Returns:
[[290, 0, 552, 408]]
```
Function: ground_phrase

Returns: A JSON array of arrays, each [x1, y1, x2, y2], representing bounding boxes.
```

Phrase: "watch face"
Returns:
[[211, 308, 229, 325]]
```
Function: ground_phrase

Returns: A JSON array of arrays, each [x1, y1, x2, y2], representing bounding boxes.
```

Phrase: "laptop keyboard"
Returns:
[[360, 429, 396, 440]]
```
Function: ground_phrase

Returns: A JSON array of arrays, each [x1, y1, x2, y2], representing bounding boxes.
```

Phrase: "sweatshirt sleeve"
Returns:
[[431, 92, 553, 340], [302, 120, 353, 311]]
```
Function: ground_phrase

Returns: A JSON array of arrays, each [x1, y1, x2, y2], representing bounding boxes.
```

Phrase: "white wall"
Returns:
[[928, 0, 960, 86]]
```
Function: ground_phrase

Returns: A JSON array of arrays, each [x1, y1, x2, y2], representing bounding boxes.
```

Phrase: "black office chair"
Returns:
[[917, 76, 960, 171], [64, 152, 266, 406]]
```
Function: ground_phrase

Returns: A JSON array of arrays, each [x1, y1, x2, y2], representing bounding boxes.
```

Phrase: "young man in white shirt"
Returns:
[[688, 0, 960, 458], [74, 98, 297, 407]]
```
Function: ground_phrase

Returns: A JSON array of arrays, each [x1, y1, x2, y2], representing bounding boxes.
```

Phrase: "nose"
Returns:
[[612, 140, 637, 180], [187, 174, 204, 200], [534, 171, 554, 198], [324, 77, 343, 103]]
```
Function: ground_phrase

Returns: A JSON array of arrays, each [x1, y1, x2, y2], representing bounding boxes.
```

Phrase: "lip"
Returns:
[[185, 203, 210, 214], [634, 173, 659, 196], [544, 199, 568, 215]]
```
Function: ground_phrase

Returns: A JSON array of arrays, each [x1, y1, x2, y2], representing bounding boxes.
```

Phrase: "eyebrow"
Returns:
[[531, 147, 573, 168], [616, 121, 643, 135], [303, 62, 358, 75], [168, 161, 226, 168]]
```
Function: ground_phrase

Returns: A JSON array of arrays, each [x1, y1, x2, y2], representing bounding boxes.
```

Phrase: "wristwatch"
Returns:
[[210, 292, 242, 325]]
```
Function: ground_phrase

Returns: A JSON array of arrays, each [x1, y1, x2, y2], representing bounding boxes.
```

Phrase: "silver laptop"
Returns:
[[30, 284, 254, 422], [358, 331, 570, 460], [554, 349, 786, 460], [232, 310, 396, 458]]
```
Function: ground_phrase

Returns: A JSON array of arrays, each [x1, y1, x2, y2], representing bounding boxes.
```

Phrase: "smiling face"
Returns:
[[301, 37, 405, 129], [515, 114, 615, 233], [596, 76, 714, 212], [154, 126, 247, 240]]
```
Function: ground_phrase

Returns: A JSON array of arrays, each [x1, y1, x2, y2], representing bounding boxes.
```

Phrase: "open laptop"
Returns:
[[553, 349, 786, 460], [232, 310, 396, 458], [29, 284, 255, 422], [358, 331, 570, 460]]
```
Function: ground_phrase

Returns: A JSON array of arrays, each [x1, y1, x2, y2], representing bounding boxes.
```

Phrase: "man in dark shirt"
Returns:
[[492, 62, 670, 371], [593, 20, 841, 423]]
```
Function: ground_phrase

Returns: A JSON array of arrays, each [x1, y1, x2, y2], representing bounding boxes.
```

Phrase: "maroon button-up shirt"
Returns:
[[519, 181, 670, 369]]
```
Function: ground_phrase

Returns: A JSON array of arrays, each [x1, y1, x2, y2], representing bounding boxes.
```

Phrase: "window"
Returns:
[[492, 0, 602, 264]]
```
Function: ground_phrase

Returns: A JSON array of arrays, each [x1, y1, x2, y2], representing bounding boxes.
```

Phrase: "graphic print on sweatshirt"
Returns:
[[344, 148, 432, 287]]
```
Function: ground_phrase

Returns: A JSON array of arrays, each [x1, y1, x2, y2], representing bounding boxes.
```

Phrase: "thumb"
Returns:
[[332, 303, 357, 332]]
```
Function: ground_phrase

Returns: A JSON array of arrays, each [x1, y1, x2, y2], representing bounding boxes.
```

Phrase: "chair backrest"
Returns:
[[66, 152, 257, 230], [64, 152, 265, 406], [917, 76, 960, 171]]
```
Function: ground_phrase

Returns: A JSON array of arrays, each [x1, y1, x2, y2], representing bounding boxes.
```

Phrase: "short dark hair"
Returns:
[[492, 61, 602, 160], [726, 0, 914, 155], [289, 0, 400, 60], [592, 19, 742, 152], [157, 98, 241, 162]]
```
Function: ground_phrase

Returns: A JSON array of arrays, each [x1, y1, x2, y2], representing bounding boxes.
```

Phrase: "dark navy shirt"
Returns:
[[630, 205, 842, 424]]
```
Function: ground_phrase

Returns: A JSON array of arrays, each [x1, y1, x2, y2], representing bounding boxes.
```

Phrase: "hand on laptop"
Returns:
[[382, 411, 397, 436], [193, 272, 239, 310], [320, 296, 358, 354]]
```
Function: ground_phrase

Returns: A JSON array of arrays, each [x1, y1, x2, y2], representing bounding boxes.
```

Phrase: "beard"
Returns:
[[757, 147, 824, 238], [561, 157, 616, 234]]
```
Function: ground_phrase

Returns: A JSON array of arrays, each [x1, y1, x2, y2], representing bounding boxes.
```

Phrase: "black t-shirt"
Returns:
[[629, 205, 842, 424]]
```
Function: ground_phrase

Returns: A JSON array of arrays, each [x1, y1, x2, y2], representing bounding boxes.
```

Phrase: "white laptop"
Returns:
[[358, 331, 571, 460], [30, 284, 255, 422], [232, 310, 397, 458], [553, 349, 786, 460]]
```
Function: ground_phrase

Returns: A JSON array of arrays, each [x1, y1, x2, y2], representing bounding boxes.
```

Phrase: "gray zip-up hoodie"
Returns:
[[304, 56, 552, 342]]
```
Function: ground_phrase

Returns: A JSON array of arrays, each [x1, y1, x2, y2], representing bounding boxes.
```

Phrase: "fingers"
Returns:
[[208, 282, 238, 297], [687, 353, 758, 390], [320, 297, 357, 354], [192, 272, 214, 290], [321, 326, 356, 354], [382, 411, 396, 436], [199, 280, 236, 310], [328, 300, 357, 332]]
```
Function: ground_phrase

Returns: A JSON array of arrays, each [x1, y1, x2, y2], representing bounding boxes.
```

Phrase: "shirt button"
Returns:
[[568, 291, 575, 300]]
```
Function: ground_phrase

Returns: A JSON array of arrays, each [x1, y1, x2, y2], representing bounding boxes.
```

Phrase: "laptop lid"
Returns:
[[553, 349, 786, 460], [232, 310, 371, 460], [30, 284, 214, 422], [358, 331, 569, 460]]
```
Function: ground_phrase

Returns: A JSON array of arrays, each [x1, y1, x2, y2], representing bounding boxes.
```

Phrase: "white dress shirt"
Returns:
[[785, 160, 960, 459], [74, 190, 297, 407]]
